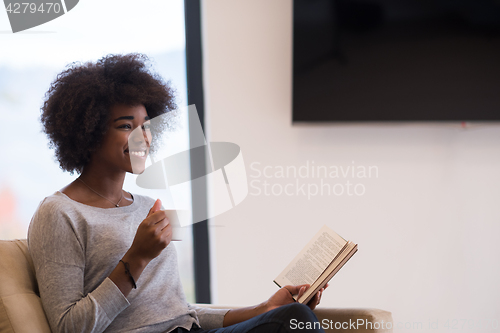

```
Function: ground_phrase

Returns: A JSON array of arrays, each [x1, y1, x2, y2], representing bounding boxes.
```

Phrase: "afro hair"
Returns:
[[40, 53, 176, 174]]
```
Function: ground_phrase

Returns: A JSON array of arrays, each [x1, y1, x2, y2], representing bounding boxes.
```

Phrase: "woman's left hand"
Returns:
[[265, 283, 329, 312], [223, 283, 329, 327]]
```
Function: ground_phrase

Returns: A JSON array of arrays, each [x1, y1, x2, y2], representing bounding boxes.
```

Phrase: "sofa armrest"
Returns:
[[193, 304, 393, 333], [0, 240, 51, 333]]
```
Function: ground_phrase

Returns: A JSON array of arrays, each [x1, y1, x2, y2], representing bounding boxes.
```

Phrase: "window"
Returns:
[[0, 0, 195, 302]]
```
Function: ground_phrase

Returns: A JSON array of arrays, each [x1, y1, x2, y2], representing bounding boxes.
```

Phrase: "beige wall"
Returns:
[[202, 1, 500, 332]]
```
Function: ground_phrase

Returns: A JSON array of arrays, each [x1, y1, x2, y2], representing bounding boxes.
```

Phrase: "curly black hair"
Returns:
[[40, 53, 176, 174]]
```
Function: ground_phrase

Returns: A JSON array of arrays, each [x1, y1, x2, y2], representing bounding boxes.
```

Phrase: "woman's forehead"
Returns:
[[109, 104, 148, 119]]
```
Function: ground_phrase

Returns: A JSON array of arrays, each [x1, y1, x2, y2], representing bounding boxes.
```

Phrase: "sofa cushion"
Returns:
[[0, 239, 51, 333]]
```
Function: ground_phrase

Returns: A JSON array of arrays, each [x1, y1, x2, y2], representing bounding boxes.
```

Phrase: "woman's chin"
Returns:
[[131, 164, 146, 174], [129, 160, 147, 174]]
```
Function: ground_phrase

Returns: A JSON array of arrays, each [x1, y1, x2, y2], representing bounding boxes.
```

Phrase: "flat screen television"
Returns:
[[292, 0, 500, 122]]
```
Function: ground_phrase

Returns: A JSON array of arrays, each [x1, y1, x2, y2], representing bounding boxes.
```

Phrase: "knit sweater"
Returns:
[[28, 191, 228, 333]]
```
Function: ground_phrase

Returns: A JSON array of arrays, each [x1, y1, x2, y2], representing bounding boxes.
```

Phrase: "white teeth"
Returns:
[[130, 151, 146, 157]]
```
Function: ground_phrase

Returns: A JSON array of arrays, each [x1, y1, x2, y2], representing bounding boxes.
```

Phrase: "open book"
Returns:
[[274, 225, 358, 304]]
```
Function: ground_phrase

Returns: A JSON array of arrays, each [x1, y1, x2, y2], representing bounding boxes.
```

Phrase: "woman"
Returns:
[[28, 53, 326, 333]]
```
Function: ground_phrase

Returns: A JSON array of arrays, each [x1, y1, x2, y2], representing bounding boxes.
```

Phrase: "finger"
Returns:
[[306, 291, 319, 309], [160, 223, 173, 242], [154, 215, 170, 231], [283, 285, 299, 296], [147, 210, 168, 226], [308, 291, 320, 304], [297, 286, 307, 301], [282, 287, 295, 300], [160, 220, 172, 232], [285, 284, 310, 295], [147, 199, 162, 217]]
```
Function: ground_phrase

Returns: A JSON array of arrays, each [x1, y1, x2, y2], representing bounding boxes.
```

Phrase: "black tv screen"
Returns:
[[292, 0, 500, 122]]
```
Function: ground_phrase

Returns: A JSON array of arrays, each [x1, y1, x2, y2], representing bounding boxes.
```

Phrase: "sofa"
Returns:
[[0, 239, 393, 332]]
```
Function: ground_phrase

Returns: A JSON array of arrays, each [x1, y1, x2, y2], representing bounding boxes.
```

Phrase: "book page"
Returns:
[[274, 225, 347, 287], [297, 242, 358, 304]]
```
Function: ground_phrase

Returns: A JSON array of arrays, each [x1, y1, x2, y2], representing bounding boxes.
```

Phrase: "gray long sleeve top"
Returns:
[[28, 191, 228, 333]]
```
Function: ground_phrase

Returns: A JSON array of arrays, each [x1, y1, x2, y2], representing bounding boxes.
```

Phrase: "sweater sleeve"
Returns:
[[187, 304, 230, 330], [28, 199, 130, 333]]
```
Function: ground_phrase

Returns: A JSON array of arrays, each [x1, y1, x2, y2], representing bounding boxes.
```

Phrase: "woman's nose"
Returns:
[[130, 127, 148, 145]]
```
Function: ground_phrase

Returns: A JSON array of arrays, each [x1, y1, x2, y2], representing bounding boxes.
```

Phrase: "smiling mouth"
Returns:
[[125, 148, 148, 157]]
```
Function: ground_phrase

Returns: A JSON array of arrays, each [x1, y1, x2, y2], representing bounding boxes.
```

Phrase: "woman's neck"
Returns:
[[60, 165, 133, 208], [78, 169, 126, 199]]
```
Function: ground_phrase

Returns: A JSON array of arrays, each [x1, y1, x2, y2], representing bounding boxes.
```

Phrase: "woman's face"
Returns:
[[91, 104, 151, 175]]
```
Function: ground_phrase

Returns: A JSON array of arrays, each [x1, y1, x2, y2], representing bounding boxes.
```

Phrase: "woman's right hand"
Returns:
[[127, 199, 172, 264]]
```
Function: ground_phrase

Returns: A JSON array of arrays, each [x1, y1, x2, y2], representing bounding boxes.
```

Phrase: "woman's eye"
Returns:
[[119, 124, 132, 129], [142, 124, 151, 130]]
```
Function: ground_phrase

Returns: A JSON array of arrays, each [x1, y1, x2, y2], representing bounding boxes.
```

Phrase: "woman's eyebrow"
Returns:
[[114, 116, 134, 122], [113, 116, 150, 122]]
